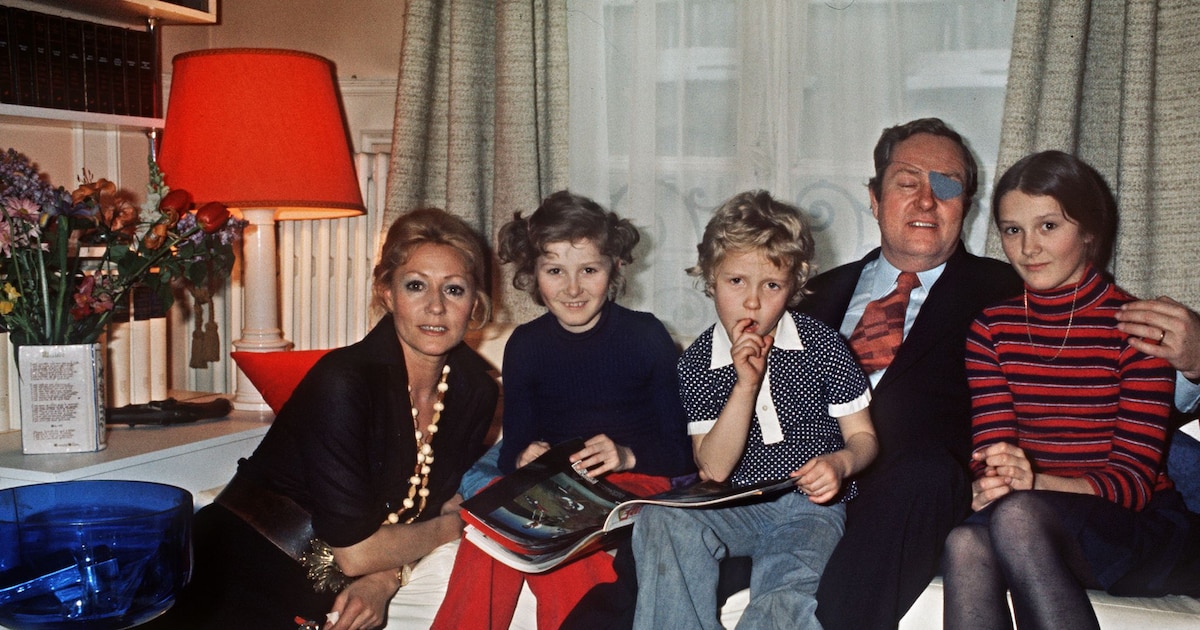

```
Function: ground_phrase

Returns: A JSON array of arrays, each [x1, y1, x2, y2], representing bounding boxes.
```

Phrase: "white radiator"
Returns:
[[183, 151, 391, 395], [280, 152, 390, 352]]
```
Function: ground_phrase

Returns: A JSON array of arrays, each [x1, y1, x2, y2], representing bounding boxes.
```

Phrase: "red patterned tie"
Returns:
[[848, 271, 920, 373]]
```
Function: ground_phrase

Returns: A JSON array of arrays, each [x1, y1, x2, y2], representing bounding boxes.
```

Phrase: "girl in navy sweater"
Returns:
[[434, 191, 694, 629]]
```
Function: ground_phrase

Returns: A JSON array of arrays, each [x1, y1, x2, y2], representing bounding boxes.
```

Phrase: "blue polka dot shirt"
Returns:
[[679, 310, 871, 501]]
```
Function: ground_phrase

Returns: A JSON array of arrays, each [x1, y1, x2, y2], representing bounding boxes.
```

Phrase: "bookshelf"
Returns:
[[1, 0, 217, 130], [3, 0, 216, 28], [0, 102, 163, 128]]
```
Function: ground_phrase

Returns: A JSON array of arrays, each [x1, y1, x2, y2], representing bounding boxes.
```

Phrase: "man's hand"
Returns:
[[1117, 296, 1200, 380]]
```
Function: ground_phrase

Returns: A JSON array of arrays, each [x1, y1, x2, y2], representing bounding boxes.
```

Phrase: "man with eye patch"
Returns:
[[790, 118, 1024, 630]]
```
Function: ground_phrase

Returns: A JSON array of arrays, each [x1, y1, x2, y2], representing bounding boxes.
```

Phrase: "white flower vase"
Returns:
[[17, 343, 107, 454]]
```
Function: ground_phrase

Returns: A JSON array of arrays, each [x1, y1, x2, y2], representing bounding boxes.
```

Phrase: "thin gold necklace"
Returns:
[[1024, 286, 1078, 362], [385, 364, 450, 525]]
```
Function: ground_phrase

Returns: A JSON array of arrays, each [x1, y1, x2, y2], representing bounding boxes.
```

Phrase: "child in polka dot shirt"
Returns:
[[632, 190, 878, 630]]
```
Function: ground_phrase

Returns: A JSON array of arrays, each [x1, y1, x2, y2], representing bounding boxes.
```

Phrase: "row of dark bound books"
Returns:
[[0, 5, 158, 118]]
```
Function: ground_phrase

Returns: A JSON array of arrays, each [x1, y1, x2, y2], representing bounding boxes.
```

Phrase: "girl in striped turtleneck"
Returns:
[[944, 150, 1200, 630]]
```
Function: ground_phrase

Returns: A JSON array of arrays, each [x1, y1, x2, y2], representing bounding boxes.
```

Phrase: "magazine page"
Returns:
[[648, 476, 797, 505], [461, 439, 799, 570], [601, 476, 798, 531], [460, 438, 640, 554], [463, 525, 610, 574]]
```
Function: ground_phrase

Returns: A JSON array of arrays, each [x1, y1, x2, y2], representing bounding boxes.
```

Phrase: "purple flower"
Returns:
[[41, 188, 95, 220], [175, 213, 206, 246], [0, 150, 58, 208], [215, 217, 248, 246]]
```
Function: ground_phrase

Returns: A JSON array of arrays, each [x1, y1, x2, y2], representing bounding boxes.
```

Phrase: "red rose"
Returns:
[[194, 202, 230, 233], [159, 189, 192, 216]]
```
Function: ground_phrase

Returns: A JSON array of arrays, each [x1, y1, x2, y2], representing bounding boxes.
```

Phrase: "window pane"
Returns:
[[571, 0, 1018, 336]]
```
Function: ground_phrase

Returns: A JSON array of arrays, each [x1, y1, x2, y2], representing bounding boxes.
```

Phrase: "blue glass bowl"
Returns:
[[0, 481, 192, 630]]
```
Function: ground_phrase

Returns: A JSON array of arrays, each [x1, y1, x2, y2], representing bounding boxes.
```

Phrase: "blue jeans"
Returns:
[[632, 490, 846, 630], [458, 440, 504, 500], [1168, 428, 1200, 513]]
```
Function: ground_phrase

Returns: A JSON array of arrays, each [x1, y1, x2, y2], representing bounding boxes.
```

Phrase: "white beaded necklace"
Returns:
[[385, 364, 450, 525], [303, 365, 452, 593]]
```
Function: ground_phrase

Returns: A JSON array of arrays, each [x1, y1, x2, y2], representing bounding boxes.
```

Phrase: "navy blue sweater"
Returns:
[[497, 302, 695, 478]]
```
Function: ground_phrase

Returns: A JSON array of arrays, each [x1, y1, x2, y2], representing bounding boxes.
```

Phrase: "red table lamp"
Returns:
[[159, 48, 365, 411]]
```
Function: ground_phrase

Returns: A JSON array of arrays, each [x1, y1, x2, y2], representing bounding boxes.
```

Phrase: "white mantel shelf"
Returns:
[[0, 406, 271, 496], [0, 103, 164, 130]]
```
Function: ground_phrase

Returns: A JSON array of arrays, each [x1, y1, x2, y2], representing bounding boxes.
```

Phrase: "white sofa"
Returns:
[[388, 539, 1200, 629], [382, 323, 1200, 629], [198, 323, 1197, 628]]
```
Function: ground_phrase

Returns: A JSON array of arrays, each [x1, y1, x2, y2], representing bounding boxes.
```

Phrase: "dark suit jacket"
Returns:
[[797, 243, 1021, 470]]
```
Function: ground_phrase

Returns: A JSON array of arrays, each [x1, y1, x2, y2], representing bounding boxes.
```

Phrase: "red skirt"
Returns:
[[431, 472, 670, 630]]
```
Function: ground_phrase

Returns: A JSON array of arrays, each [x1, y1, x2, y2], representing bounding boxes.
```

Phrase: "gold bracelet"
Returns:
[[300, 539, 353, 593]]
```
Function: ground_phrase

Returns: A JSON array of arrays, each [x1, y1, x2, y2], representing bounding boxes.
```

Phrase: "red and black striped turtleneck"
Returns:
[[965, 265, 1175, 511]]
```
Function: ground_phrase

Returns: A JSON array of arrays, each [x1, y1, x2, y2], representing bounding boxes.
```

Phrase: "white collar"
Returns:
[[710, 311, 804, 370], [706, 312, 800, 445], [870, 256, 944, 300]]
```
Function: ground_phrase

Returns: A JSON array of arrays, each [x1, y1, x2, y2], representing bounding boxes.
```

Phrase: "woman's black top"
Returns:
[[241, 314, 499, 547]]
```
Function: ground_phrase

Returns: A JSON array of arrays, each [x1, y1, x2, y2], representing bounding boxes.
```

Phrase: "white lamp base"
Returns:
[[232, 208, 293, 412]]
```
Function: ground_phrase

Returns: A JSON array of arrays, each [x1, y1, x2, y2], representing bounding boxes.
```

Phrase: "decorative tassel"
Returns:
[[189, 327, 208, 369], [201, 316, 221, 363], [189, 286, 213, 368]]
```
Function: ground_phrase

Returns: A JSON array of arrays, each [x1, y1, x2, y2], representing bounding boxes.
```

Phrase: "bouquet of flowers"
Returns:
[[0, 148, 246, 357]]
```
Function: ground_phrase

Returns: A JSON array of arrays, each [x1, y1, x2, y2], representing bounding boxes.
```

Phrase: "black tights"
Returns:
[[943, 491, 1101, 630]]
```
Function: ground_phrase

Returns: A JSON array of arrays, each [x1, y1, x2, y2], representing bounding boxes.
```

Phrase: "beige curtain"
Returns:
[[386, 0, 570, 323], [994, 0, 1200, 306]]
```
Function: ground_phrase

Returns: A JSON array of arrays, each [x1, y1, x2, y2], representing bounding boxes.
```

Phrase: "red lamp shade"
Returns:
[[158, 48, 364, 218], [158, 48, 365, 411]]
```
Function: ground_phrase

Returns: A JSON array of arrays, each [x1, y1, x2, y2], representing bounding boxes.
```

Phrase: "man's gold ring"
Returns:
[[1160, 329, 1167, 342]]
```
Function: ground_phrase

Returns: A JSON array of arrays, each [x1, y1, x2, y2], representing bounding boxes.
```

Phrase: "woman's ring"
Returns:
[[1160, 328, 1167, 342]]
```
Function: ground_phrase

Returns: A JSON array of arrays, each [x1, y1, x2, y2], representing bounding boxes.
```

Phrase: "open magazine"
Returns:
[[460, 438, 796, 572]]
